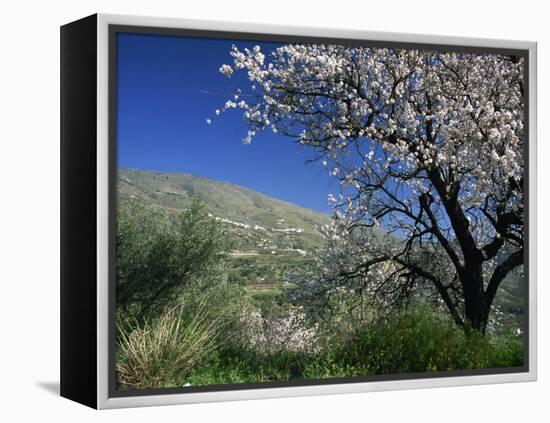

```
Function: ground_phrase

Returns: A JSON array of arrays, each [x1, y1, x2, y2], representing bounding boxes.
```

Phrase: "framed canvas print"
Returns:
[[60, 13, 537, 409]]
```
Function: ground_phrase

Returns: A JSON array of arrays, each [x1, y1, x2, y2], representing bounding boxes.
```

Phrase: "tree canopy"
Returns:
[[215, 44, 525, 333], [116, 200, 230, 320]]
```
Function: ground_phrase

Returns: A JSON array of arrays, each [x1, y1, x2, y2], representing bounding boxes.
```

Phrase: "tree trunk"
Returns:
[[461, 265, 490, 334]]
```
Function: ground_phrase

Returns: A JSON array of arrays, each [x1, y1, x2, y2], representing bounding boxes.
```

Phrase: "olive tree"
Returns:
[[116, 199, 230, 320]]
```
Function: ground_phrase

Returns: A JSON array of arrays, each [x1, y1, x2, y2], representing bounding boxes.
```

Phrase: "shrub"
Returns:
[[181, 307, 523, 386], [237, 307, 319, 354], [342, 307, 524, 374], [116, 297, 227, 390], [116, 199, 230, 320], [489, 335, 524, 368]]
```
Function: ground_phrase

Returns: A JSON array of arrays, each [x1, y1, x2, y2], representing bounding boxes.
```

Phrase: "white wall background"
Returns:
[[1, 0, 547, 421]]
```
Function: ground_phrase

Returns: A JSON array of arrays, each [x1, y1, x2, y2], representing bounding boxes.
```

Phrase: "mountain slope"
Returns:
[[117, 168, 523, 329], [118, 168, 331, 254]]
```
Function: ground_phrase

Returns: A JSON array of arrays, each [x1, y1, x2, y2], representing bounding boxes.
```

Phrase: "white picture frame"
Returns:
[[60, 13, 537, 409]]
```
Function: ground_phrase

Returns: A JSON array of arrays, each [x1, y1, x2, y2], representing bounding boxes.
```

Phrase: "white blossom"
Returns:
[[218, 64, 233, 77], [215, 43, 525, 331]]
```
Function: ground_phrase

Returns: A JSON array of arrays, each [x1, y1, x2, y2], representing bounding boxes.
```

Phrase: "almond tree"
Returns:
[[214, 44, 524, 333]]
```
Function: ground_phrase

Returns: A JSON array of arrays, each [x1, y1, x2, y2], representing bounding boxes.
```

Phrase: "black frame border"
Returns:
[[107, 23, 531, 399], [60, 14, 98, 409]]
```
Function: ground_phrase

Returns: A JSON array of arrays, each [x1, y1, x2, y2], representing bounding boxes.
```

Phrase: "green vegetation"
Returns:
[[116, 200, 231, 321], [117, 296, 227, 389], [341, 309, 523, 374], [118, 167, 329, 246], [180, 308, 523, 387], [115, 171, 524, 391], [117, 168, 331, 295]]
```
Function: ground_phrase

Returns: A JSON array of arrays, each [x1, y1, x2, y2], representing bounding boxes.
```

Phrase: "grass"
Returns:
[[178, 308, 524, 388], [341, 309, 524, 374], [114, 190, 525, 390], [116, 298, 227, 390], [116, 300, 523, 389]]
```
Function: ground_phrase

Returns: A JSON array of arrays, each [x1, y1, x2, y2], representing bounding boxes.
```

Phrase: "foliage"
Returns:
[[182, 307, 522, 386], [116, 296, 228, 390], [116, 199, 230, 320], [341, 307, 523, 374], [214, 44, 525, 332], [114, 186, 524, 389]]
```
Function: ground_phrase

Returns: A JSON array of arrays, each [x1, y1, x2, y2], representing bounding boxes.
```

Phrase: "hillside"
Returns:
[[118, 168, 330, 247], [117, 168, 331, 290], [117, 168, 523, 331]]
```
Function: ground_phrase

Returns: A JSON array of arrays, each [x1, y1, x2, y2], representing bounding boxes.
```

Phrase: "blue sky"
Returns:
[[116, 32, 336, 213]]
